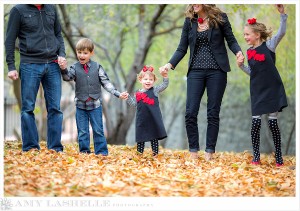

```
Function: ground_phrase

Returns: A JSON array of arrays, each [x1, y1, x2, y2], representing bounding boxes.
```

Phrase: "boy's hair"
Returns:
[[137, 65, 157, 82], [246, 21, 273, 41], [76, 38, 94, 52]]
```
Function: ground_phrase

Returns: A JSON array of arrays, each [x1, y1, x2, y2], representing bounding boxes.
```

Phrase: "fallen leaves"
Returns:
[[3, 141, 296, 197]]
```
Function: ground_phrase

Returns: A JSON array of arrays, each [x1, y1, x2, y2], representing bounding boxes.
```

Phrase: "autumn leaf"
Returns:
[[3, 141, 296, 197]]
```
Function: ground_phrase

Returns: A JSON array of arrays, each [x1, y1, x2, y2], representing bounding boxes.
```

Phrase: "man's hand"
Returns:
[[7, 70, 19, 80], [58, 57, 67, 70]]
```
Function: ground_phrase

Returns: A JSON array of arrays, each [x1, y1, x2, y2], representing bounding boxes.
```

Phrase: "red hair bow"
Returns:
[[142, 65, 154, 72], [247, 18, 257, 25]]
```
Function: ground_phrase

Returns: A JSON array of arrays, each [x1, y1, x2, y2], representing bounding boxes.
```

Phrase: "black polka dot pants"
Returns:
[[137, 139, 159, 156], [251, 118, 261, 162], [268, 119, 283, 165]]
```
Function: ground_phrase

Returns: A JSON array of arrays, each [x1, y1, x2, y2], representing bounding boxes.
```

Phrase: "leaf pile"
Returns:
[[3, 141, 296, 197]]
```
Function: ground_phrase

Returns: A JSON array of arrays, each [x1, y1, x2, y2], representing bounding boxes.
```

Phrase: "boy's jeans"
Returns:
[[20, 62, 63, 152], [76, 106, 108, 155]]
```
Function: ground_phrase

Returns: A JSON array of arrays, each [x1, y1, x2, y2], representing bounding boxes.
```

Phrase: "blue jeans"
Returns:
[[76, 106, 108, 155], [20, 62, 63, 152], [185, 69, 227, 153]]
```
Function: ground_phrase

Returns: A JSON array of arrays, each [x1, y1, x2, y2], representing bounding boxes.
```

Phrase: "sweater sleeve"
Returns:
[[153, 78, 169, 96], [266, 14, 287, 52], [5, 7, 21, 71], [126, 94, 137, 107], [61, 65, 76, 81], [98, 65, 120, 98], [239, 64, 251, 76]]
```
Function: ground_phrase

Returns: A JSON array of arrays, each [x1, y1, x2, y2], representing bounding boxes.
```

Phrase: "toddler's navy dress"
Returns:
[[135, 87, 167, 143]]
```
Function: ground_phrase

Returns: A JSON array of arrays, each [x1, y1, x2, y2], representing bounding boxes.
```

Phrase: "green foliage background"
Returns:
[[3, 4, 296, 153]]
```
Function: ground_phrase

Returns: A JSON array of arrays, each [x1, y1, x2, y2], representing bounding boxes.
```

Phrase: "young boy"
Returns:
[[59, 38, 128, 155]]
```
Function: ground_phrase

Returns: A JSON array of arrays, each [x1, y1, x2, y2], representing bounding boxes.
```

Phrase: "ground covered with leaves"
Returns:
[[3, 141, 296, 197]]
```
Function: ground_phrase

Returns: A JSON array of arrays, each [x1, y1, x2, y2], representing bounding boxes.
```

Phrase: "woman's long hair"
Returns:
[[185, 4, 224, 28]]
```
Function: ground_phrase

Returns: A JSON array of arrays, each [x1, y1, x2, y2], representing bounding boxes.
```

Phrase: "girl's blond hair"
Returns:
[[245, 21, 273, 42], [185, 4, 224, 28], [137, 65, 157, 82]]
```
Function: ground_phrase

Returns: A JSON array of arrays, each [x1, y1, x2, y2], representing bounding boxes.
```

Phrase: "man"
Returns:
[[5, 4, 66, 152]]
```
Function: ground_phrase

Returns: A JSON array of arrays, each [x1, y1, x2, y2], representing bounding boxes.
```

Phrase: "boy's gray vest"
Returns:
[[75, 61, 102, 101]]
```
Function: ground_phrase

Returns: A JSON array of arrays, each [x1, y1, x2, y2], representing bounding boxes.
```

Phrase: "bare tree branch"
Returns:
[[58, 4, 76, 56]]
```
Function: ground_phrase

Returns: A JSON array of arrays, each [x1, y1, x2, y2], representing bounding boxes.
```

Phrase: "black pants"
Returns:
[[185, 69, 227, 153]]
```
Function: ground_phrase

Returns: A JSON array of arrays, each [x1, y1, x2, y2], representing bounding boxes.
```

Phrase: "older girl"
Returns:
[[237, 5, 288, 167]]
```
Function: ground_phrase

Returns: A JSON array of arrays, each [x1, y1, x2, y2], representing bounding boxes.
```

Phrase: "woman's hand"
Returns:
[[236, 53, 244, 67], [159, 63, 173, 77], [159, 63, 173, 76], [159, 63, 172, 72]]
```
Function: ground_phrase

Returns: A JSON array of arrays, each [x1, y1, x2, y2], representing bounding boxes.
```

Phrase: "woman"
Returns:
[[160, 4, 243, 160]]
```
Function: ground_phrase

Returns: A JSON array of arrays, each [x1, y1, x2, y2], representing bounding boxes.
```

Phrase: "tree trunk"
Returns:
[[107, 107, 135, 145]]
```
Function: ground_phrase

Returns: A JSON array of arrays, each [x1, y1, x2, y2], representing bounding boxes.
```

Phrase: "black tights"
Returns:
[[251, 117, 283, 164], [137, 139, 159, 156]]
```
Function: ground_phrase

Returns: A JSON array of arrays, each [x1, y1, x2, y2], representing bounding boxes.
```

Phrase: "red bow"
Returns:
[[247, 49, 265, 62], [136, 92, 155, 105], [247, 18, 257, 25], [247, 49, 257, 60], [142, 65, 154, 72]]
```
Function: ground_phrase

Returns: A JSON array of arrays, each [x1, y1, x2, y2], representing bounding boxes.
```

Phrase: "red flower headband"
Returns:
[[142, 65, 154, 72], [247, 18, 257, 25]]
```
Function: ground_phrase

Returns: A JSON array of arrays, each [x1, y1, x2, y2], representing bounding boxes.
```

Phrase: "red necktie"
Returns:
[[84, 64, 91, 102], [83, 64, 88, 74]]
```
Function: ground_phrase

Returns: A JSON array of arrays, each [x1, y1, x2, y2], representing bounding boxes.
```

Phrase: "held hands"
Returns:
[[119, 91, 129, 100], [58, 56, 67, 70], [276, 4, 285, 14], [160, 68, 168, 78], [7, 70, 19, 80], [236, 51, 244, 67], [159, 63, 172, 78]]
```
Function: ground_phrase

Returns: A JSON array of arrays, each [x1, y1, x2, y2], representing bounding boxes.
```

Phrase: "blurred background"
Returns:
[[3, 4, 296, 154]]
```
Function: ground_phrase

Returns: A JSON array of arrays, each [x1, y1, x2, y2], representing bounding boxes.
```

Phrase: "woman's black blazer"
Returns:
[[169, 13, 241, 73]]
